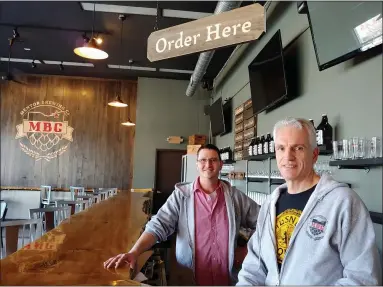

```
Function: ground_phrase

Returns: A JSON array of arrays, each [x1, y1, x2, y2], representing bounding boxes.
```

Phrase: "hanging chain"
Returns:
[[154, 1, 159, 31]]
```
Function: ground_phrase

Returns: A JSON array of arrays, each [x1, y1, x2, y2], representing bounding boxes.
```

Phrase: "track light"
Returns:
[[59, 62, 64, 71], [94, 37, 103, 44], [31, 60, 37, 68]]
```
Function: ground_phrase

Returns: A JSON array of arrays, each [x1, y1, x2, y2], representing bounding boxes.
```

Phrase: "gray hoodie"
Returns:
[[145, 179, 260, 285], [237, 174, 382, 286]]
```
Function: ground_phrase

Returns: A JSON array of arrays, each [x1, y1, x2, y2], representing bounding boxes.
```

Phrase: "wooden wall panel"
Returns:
[[0, 75, 137, 190]]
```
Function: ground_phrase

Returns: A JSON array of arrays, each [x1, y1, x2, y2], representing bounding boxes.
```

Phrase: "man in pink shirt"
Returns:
[[104, 144, 260, 285]]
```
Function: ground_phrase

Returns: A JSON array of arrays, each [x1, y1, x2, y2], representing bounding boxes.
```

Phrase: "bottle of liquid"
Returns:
[[248, 138, 254, 156], [253, 137, 259, 156], [227, 147, 232, 161], [264, 133, 271, 154], [316, 114, 333, 149], [258, 135, 265, 155], [269, 134, 275, 153]]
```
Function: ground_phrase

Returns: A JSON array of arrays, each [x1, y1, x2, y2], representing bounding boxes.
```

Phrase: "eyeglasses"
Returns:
[[197, 158, 220, 164]]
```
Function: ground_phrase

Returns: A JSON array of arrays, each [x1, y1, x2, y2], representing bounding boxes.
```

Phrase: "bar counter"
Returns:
[[0, 191, 152, 285]]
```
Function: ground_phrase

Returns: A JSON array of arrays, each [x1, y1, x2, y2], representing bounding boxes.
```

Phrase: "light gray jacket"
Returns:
[[237, 174, 382, 285], [145, 179, 260, 285]]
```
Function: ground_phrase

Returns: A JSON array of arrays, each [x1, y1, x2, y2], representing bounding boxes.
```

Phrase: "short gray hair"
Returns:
[[273, 118, 317, 150]]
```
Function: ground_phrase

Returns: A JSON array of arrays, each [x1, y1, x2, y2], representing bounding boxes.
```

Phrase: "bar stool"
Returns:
[[0, 218, 43, 259], [29, 206, 71, 233], [97, 188, 111, 201], [0, 201, 7, 250], [41, 185, 53, 207], [110, 188, 118, 196], [55, 200, 89, 215], [69, 186, 85, 200], [0, 201, 7, 220], [74, 195, 94, 207]]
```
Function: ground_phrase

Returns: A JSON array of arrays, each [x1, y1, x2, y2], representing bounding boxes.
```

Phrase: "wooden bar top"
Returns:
[[0, 191, 152, 286]]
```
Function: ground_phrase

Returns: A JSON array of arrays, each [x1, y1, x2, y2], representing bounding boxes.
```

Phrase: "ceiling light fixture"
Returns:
[[59, 61, 64, 71], [24, 47, 31, 51], [121, 119, 135, 127], [94, 36, 103, 44], [43, 60, 94, 67], [0, 57, 40, 64], [31, 60, 37, 68], [74, 3, 108, 60], [114, 14, 135, 126], [159, 68, 194, 74], [108, 94, 128, 107], [62, 61, 94, 67], [108, 15, 129, 109], [107, 64, 156, 71]]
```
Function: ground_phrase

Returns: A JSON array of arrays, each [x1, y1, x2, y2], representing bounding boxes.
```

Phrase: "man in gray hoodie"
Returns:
[[237, 117, 382, 286], [104, 144, 260, 285]]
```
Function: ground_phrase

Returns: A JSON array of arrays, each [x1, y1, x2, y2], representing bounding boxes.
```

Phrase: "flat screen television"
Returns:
[[210, 97, 225, 137], [248, 29, 288, 115], [221, 98, 232, 136], [306, 1, 382, 71]]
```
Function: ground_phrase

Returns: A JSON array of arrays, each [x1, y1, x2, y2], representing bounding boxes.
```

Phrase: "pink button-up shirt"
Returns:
[[194, 177, 230, 286]]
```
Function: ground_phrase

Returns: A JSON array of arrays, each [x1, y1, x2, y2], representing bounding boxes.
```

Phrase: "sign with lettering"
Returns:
[[15, 101, 74, 161], [147, 3, 264, 62]]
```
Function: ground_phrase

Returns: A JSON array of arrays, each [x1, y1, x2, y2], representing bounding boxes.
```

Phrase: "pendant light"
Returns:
[[74, 3, 108, 60], [117, 14, 135, 127], [108, 81, 128, 107], [121, 118, 135, 126], [108, 95, 128, 107]]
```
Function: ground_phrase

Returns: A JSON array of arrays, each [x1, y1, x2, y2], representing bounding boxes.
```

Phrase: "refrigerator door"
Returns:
[[182, 154, 198, 183]]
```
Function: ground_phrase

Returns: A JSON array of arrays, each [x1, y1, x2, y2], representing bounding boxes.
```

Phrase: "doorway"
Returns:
[[154, 149, 186, 194]]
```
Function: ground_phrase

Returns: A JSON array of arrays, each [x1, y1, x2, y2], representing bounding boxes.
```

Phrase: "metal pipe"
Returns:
[[185, 1, 242, 97]]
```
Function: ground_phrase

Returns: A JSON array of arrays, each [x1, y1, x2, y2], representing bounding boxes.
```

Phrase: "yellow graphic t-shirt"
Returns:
[[275, 209, 302, 264], [274, 185, 317, 268]]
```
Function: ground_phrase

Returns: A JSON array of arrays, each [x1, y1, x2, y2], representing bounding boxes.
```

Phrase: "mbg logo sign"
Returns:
[[15, 101, 74, 161]]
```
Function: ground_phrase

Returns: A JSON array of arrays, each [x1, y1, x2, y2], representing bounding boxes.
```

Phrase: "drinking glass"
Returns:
[[371, 137, 381, 158], [333, 141, 342, 160], [342, 139, 350, 159], [357, 137, 366, 159], [352, 137, 359, 159]]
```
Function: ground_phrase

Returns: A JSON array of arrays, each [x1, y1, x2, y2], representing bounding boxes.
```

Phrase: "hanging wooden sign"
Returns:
[[167, 136, 184, 144], [147, 4, 265, 62]]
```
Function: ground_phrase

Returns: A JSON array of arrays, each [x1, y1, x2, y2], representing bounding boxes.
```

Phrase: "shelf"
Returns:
[[317, 145, 333, 155], [247, 176, 285, 185], [245, 153, 276, 161], [244, 147, 333, 161], [329, 157, 383, 170], [222, 159, 236, 164]]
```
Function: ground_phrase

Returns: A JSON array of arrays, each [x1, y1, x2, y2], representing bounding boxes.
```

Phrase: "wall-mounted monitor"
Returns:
[[248, 30, 288, 115], [210, 97, 225, 137], [306, 1, 382, 71]]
